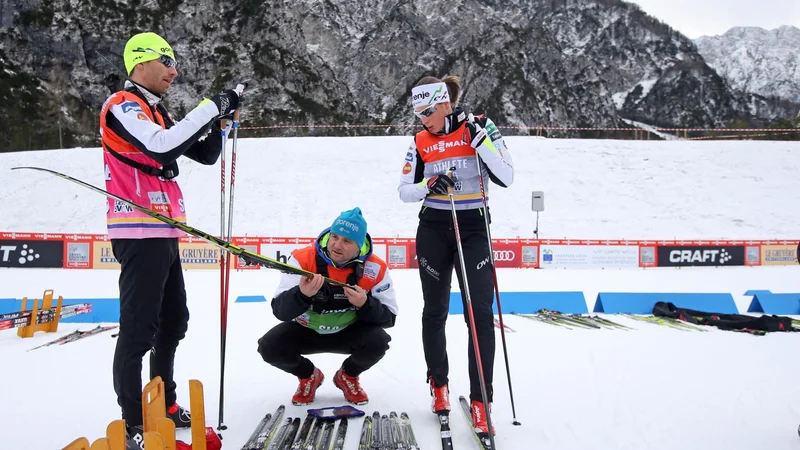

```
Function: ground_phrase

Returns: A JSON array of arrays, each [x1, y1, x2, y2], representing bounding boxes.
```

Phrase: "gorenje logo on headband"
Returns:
[[412, 91, 430, 102]]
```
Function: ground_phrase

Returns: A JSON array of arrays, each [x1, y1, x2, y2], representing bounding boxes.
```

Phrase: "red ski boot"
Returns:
[[333, 367, 369, 405], [429, 377, 451, 414], [471, 399, 496, 436], [292, 366, 324, 405]]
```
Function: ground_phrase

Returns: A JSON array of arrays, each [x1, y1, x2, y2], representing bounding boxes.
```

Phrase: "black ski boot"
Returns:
[[167, 402, 192, 428], [125, 425, 145, 450]]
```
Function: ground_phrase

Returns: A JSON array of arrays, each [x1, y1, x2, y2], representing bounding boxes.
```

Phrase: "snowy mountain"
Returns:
[[694, 26, 800, 119], [0, 0, 785, 150], [694, 26, 800, 102]]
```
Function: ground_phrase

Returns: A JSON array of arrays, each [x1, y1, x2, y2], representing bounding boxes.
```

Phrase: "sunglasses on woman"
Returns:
[[414, 104, 437, 119]]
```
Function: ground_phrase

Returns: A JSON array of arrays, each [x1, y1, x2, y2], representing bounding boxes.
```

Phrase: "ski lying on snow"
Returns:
[[27, 324, 117, 351]]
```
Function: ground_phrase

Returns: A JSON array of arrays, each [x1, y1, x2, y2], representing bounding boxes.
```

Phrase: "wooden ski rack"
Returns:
[[61, 376, 210, 450], [18, 289, 63, 338]]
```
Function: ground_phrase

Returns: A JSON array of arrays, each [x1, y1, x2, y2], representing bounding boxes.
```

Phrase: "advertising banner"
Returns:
[[179, 242, 221, 270], [92, 240, 119, 269], [760, 244, 797, 266], [491, 240, 522, 268], [745, 244, 761, 266], [639, 244, 657, 268], [1, 232, 798, 271], [540, 244, 639, 269], [259, 238, 314, 267], [656, 245, 745, 267], [233, 236, 263, 270], [0, 239, 64, 268], [63, 234, 95, 268], [520, 244, 539, 268], [388, 243, 409, 269]]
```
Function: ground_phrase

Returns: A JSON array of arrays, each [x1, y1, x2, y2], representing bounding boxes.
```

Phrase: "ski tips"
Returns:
[[10, 166, 58, 175]]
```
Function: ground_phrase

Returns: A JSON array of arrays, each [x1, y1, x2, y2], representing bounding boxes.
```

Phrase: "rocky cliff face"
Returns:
[[695, 26, 800, 102], [694, 26, 800, 122], [0, 0, 783, 150]]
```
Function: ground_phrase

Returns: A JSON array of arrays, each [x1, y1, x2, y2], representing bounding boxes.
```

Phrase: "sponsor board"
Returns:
[[234, 243, 260, 270], [388, 245, 407, 269], [0, 240, 64, 268], [540, 244, 639, 269], [92, 241, 119, 269], [0, 233, 797, 270], [656, 245, 744, 267], [259, 243, 306, 266], [639, 246, 657, 267], [66, 241, 91, 268], [745, 245, 760, 266], [179, 242, 221, 270], [490, 241, 520, 268], [521, 245, 539, 268], [760, 244, 797, 266]]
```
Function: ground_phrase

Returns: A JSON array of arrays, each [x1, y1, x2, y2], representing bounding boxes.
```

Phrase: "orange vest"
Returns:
[[100, 90, 170, 156], [289, 244, 389, 334], [292, 245, 388, 291], [100, 90, 187, 239]]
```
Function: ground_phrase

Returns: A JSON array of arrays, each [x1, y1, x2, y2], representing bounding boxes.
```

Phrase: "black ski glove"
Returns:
[[211, 89, 241, 117], [427, 174, 455, 195]]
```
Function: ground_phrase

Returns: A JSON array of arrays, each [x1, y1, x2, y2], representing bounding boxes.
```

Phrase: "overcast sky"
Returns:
[[624, 0, 800, 39]]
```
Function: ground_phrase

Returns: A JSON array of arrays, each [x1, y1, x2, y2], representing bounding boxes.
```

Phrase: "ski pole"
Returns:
[[446, 168, 497, 450], [475, 154, 521, 426], [218, 102, 241, 431], [217, 95, 229, 432], [217, 83, 246, 431]]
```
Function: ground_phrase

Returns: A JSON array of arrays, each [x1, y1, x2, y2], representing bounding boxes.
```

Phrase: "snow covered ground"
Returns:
[[1, 137, 799, 240], [1, 137, 799, 450]]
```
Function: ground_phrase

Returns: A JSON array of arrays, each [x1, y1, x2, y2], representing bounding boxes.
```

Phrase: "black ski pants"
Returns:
[[257, 321, 391, 378], [417, 223, 495, 403], [112, 238, 189, 427]]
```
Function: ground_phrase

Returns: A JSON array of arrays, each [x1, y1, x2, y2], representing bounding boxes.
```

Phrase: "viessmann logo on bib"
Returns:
[[421, 138, 468, 154]]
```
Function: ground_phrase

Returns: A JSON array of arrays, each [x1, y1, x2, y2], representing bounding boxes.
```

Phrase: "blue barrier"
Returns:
[[61, 299, 119, 323], [0, 298, 120, 323], [0, 299, 16, 311], [449, 291, 588, 314], [593, 292, 739, 314], [747, 293, 800, 314], [744, 290, 772, 297], [235, 295, 268, 303]]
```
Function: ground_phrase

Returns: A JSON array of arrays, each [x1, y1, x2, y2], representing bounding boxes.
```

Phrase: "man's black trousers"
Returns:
[[257, 321, 391, 378]]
